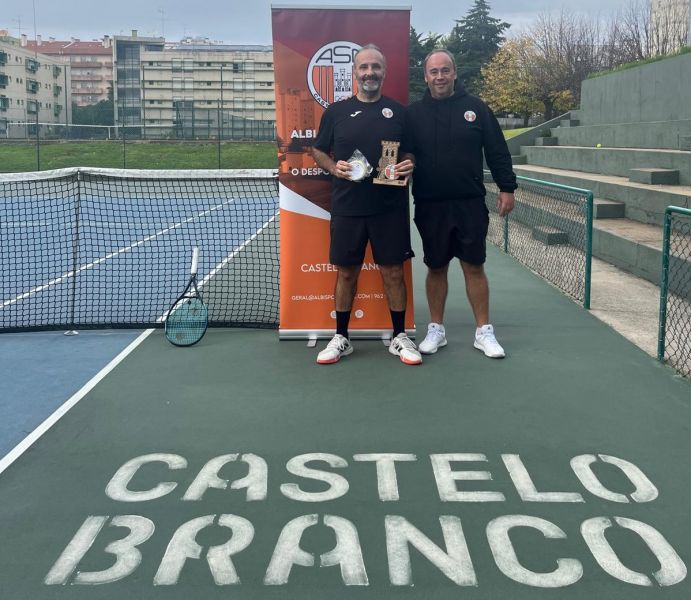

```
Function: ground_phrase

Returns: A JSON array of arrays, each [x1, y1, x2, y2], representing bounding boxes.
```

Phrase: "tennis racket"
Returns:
[[164, 247, 208, 347]]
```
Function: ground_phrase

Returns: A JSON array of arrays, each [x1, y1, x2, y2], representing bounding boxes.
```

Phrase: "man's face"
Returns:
[[354, 48, 386, 97], [424, 52, 456, 99]]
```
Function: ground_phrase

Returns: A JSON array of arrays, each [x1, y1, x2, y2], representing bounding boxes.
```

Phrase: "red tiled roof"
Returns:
[[25, 40, 112, 56]]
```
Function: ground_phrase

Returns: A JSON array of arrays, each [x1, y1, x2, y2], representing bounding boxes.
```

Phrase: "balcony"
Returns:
[[53, 84, 62, 97], [27, 100, 39, 114], [71, 61, 103, 68], [0, 74, 8, 89], [0, 97, 8, 111], [26, 79, 39, 94], [25, 58, 40, 73], [72, 74, 102, 81], [73, 88, 104, 95], [54, 104, 63, 117], [0, 51, 7, 66], [53, 65, 62, 78]]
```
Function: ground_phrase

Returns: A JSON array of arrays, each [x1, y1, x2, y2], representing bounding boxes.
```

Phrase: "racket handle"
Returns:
[[191, 247, 199, 275]]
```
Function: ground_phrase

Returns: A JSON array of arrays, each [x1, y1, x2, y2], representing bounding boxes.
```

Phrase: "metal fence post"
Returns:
[[584, 191, 593, 309], [657, 208, 673, 361]]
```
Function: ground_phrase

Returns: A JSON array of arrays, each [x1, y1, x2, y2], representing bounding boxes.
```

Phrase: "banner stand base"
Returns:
[[280, 328, 416, 341]]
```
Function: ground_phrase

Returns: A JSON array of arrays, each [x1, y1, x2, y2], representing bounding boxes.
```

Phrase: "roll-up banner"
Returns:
[[272, 4, 414, 340]]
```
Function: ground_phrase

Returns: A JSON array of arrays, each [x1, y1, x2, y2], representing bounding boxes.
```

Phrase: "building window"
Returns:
[[25, 58, 40, 73]]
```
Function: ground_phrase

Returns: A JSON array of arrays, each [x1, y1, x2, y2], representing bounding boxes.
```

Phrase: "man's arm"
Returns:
[[312, 147, 352, 180], [482, 104, 516, 217]]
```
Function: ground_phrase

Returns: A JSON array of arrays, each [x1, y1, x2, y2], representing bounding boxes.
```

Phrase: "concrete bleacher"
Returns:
[[506, 51, 691, 287]]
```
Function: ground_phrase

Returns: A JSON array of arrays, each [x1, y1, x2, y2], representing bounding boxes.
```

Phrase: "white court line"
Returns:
[[2, 198, 237, 308], [0, 211, 278, 475], [0, 329, 154, 476], [199, 212, 279, 288]]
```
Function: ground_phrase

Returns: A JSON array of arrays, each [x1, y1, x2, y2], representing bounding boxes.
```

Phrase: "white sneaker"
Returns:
[[317, 334, 353, 364], [419, 323, 447, 354], [389, 333, 422, 365], [473, 324, 505, 358]]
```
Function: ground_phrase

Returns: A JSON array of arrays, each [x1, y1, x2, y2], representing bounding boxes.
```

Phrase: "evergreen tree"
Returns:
[[409, 27, 441, 102], [445, 0, 510, 93]]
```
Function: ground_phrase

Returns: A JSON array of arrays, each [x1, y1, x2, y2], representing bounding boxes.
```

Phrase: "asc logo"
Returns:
[[307, 41, 362, 108]]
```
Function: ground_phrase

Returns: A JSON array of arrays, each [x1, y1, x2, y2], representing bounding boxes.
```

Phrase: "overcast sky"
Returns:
[[2, 0, 632, 45]]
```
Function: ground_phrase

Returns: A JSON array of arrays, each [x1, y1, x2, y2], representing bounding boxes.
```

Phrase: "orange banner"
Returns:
[[272, 6, 414, 339]]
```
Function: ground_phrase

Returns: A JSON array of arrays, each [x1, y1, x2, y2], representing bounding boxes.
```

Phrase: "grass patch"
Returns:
[[587, 45, 691, 79], [504, 128, 530, 139], [0, 140, 278, 173]]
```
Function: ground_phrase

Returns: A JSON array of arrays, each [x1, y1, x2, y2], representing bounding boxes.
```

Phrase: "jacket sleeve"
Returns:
[[482, 103, 518, 193]]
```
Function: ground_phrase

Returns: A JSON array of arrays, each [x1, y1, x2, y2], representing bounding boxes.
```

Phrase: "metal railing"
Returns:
[[485, 173, 593, 308], [658, 206, 691, 379]]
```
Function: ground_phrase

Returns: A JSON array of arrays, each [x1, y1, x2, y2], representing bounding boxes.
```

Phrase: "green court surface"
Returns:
[[0, 244, 690, 599]]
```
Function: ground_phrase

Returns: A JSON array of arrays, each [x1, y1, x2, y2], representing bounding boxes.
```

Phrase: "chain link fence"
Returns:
[[658, 207, 691, 379], [0, 119, 277, 172], [485, 172, 593, 308]]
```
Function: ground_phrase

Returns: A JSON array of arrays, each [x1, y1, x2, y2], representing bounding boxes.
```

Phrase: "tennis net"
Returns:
[[1, 167, 279, 332]]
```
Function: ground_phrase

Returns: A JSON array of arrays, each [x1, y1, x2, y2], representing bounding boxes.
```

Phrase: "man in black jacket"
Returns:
[[407, 49, 517, 358]]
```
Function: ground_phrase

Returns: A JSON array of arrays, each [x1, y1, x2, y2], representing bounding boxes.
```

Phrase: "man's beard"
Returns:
[[359, 77, 381, 95]]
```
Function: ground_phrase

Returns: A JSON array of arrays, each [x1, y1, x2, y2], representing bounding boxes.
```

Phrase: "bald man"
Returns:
[[312, 44, 420, 365]]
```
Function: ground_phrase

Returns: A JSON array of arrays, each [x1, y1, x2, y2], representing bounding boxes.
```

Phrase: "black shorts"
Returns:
[[330, 208, 414, 266], [414, 198, 489, 268]]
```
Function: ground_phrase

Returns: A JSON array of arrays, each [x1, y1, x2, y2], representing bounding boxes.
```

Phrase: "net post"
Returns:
[[583, 191, 593, 309], [657, 207, 673, 362], [65, 169, 82, 336]]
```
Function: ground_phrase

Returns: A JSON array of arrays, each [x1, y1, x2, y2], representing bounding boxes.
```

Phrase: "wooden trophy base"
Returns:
[[373, 176, 409, 187]]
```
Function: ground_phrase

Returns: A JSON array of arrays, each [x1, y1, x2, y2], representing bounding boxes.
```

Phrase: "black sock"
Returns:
[[336, 311, 351, 338], [390, 310, 405, 337]]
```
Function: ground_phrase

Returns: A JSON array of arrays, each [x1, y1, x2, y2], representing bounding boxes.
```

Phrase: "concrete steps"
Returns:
[[551, 119, 691, 150], [520, 145, 691, 186], [511, 165, 691, 285], [514, 164, 691, 226]]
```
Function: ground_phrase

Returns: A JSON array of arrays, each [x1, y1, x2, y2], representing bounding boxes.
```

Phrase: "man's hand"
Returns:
[[331, 160, 353, 179], [394, 158, 415, 178], [497, 192, 515, 217]]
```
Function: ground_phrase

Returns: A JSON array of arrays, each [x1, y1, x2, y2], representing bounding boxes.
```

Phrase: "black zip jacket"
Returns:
[[407, 85, 517, 202]]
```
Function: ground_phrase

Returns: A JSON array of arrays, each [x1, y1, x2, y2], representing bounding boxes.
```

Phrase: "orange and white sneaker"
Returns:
[[316, 334, 353, 364], [389, 333, 422, 365]]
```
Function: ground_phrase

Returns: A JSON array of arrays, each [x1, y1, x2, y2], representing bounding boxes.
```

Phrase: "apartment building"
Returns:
[[23, 35, 113, 106], [0, 33, 71, 137], [113, 33, 275, 139]]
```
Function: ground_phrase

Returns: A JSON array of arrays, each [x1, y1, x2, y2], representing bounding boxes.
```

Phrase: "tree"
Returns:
[[72, 98, 114, 126], [409, 27, 441, 101], [527, 11, 602, 117], [444, 0, 510, 93], [480, 38, 542, 126]]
